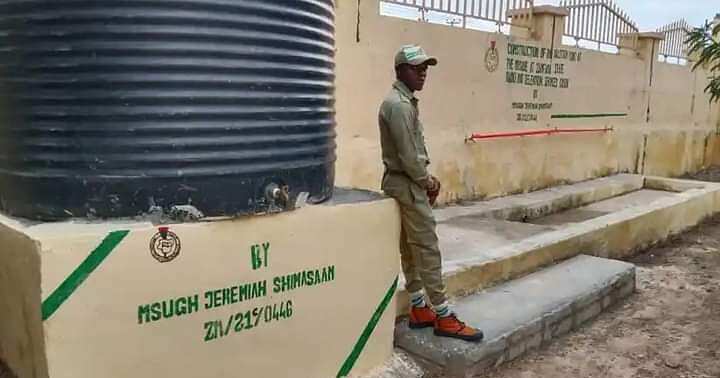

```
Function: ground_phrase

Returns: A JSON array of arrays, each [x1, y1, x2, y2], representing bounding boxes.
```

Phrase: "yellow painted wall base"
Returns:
[[0, 196, 400, 378]]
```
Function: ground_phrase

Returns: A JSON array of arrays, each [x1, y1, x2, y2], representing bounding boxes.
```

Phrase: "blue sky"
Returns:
[[534, 0, 718, 30]]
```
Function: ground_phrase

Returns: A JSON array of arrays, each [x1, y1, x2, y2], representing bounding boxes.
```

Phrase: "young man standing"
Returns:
[[378, 45, 483, 342]]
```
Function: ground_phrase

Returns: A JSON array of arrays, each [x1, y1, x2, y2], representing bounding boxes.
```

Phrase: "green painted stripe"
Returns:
[[41, 230, 130, 321], [337, 276, 398, 378], [551, 113, 628, 119]]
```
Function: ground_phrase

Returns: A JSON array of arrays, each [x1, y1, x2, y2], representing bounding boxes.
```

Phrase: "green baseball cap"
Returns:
[[394, 45, 438, 67]]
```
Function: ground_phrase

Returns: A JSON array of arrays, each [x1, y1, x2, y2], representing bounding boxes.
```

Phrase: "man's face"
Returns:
[[398, 63, 429, 92]]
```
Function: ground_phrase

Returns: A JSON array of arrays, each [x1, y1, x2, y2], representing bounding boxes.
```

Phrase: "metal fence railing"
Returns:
[[657, 19, 691, 60], [560, 0, 638, 48], [381, 0, 534, 30]]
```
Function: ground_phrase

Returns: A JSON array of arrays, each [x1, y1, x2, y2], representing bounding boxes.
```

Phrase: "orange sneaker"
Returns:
[[408, 306, 438, 329], [434, 314, 484, 342]]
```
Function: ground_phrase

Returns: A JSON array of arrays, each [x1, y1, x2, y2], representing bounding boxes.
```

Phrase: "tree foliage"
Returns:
[[686, 19, 720, 102]]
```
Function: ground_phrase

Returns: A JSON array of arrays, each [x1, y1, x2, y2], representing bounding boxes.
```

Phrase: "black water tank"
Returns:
[[0, 0, 336, 220]]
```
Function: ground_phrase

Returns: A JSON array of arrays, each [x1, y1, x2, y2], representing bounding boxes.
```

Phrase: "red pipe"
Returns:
[[553, 128, 614, 133], [467, 127, 612, 141]]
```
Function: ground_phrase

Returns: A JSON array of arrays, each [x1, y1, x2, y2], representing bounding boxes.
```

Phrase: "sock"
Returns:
[[409, 291, 427, 308], [434, 302, 453, 318]]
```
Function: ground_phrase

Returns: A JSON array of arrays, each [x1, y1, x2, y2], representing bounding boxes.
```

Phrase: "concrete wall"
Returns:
[[0, 197, 401, 378], [0, 222, 47, 378], [334, 1, 720, 203]]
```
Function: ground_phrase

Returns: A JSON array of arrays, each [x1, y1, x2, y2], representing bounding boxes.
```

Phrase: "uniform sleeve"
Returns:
[[386, 102, 430, 186]]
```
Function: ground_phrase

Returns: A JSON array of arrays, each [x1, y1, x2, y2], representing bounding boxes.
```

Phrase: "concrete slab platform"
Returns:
[[438, 219, 556, 262], [395, 255, 636, 377], [407, 176, 720, 302], [529, 189, 675, 226], [434, 174, 643, 223]]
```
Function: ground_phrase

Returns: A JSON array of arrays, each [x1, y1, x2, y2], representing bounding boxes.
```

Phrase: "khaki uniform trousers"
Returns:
[[382, 172, 447, 306]]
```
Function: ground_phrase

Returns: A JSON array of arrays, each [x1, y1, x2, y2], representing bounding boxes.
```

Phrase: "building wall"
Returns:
[[334, 1, 720, 202]]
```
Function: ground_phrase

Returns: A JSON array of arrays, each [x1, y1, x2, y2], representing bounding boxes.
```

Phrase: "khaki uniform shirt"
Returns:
[[378, 81, 430, 189]]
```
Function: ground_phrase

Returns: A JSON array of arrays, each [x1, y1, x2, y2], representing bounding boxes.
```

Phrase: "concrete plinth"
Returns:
[[0, 191, 400, 378], [395, 255, 636, 377]]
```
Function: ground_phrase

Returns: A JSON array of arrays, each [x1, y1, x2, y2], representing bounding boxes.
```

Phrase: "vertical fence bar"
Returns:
[[580, 1, 586, 40], [580, 0, 585, 38], [671, 24, 677, 57], [677, 25, 683, 57], [659, 25, 665, 56], [615, 6, 621, 43], [608, 4, 614, 44], [603, 4, 612, 43], [498, 0, 504, 25], [676, 26, 681, 57], [592, 2, 598, 43], [505, 0, 510, 25], [462, 0, 467, 27], [679, 23, 685, 57], [670, 25, 676, 57], [611, 4, 617, 43], [596, 2, 602, 43], [564, 1, 570, 35], [576, 0, 581, 39], [585, 1, 592, 41], [567, 3, 573, 36], [600, 3, 606, 44], [600, 2, 605, 44], [592, 3, 600, 41]]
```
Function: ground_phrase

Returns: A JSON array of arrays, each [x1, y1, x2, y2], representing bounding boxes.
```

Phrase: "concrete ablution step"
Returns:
[[396, 174, 720, 313], [395, 255, 637, 377]]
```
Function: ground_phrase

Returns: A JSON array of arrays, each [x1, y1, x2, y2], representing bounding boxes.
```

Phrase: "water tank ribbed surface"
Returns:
[[0, 0, 336, 220]]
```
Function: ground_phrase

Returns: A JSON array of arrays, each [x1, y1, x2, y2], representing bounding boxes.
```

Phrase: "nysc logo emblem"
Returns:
[[149, 226, 181, 263], [485, 40, 500, 73]]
